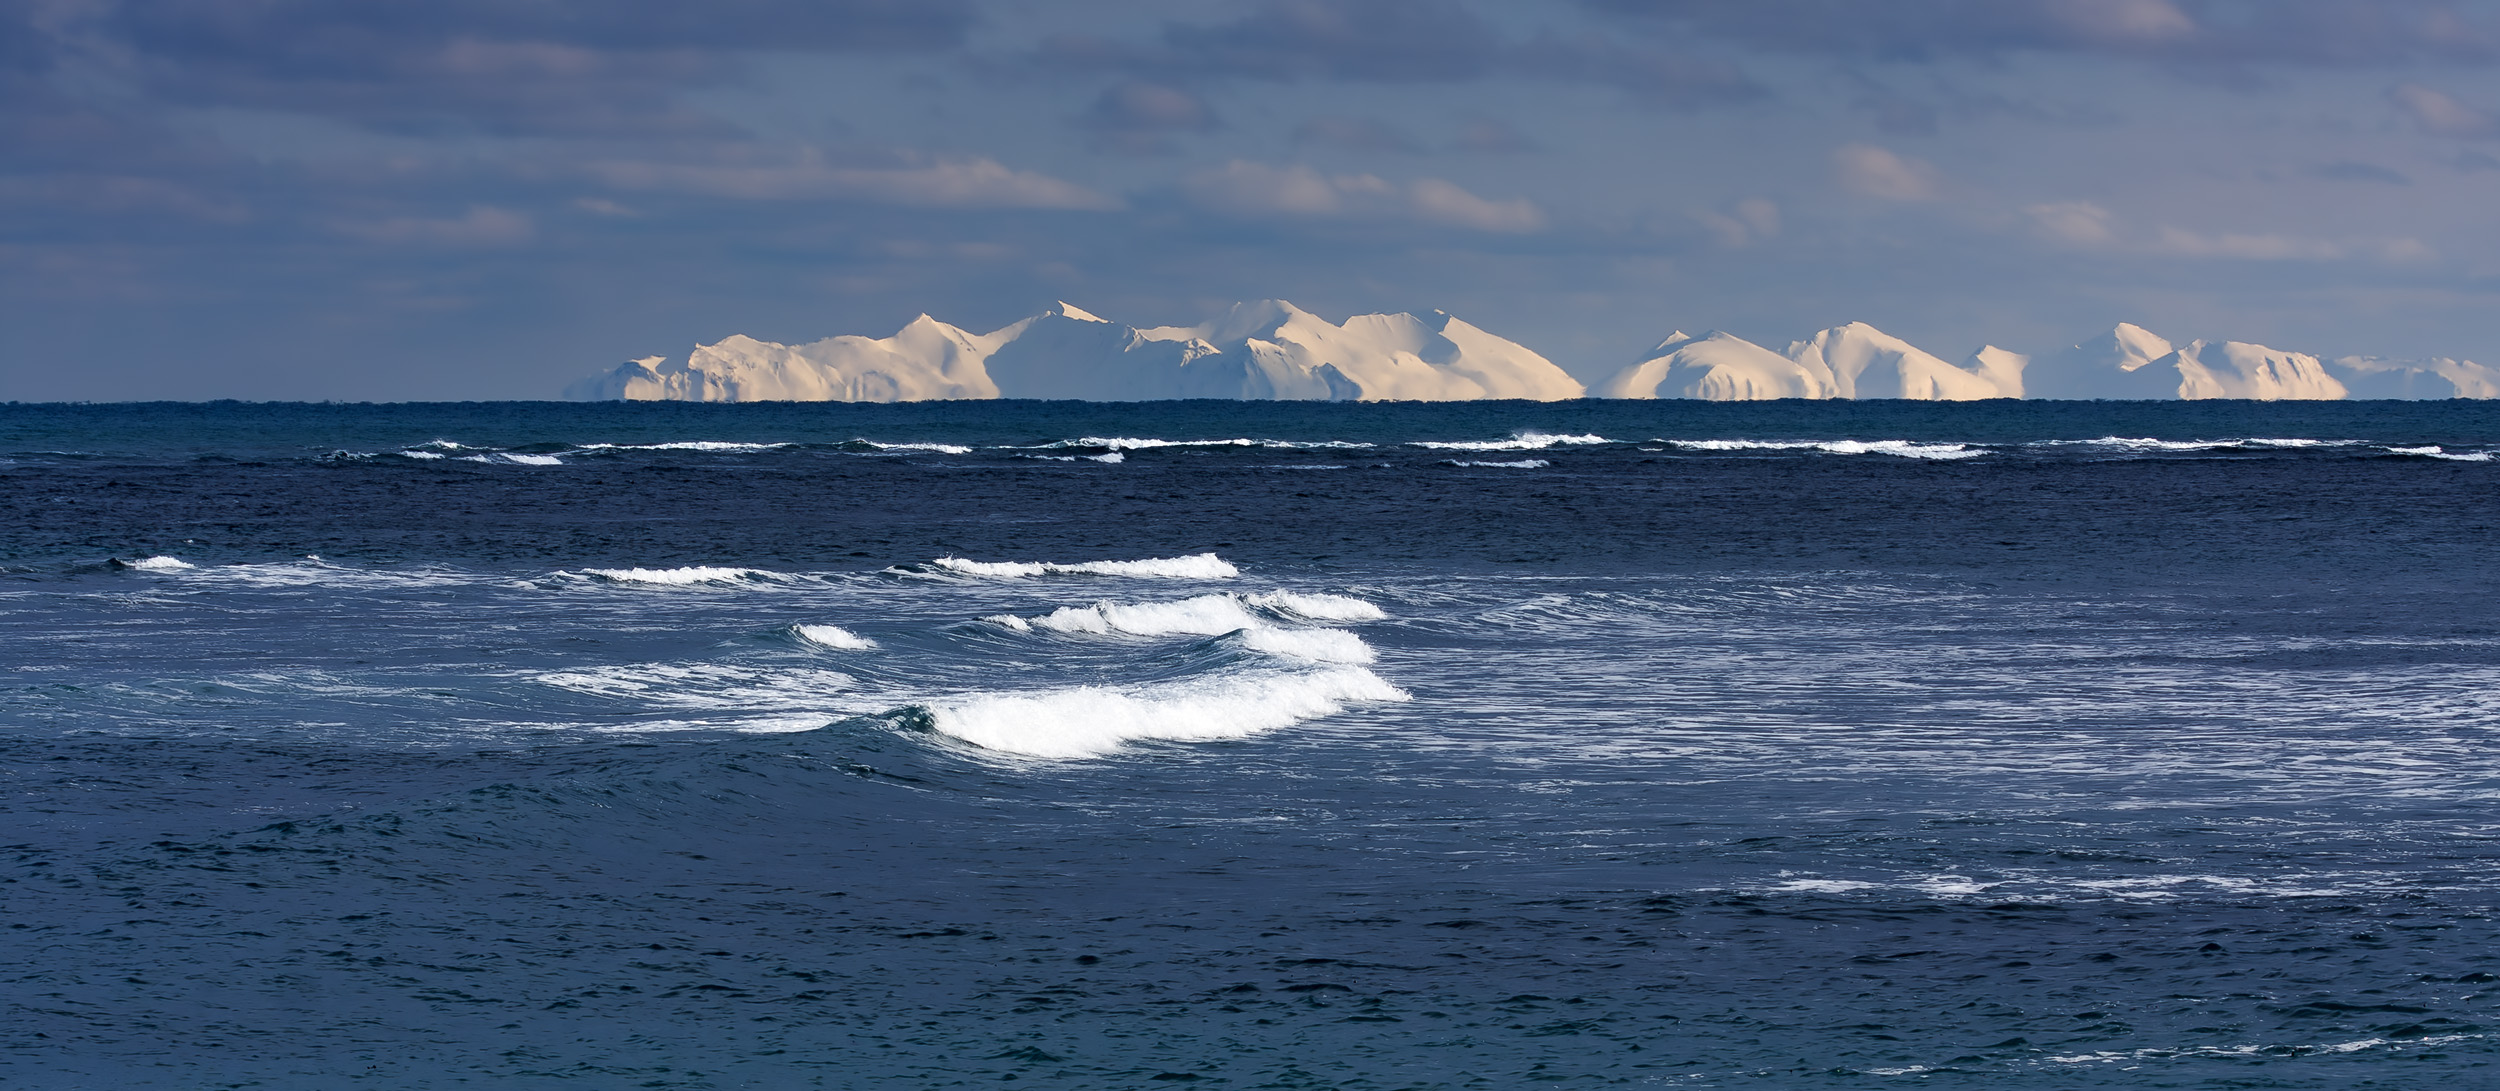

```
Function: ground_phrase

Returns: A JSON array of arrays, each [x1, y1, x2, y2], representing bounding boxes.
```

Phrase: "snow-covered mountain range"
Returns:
[[568, 304, 2495, 402], [568, 300, 1581, 403]]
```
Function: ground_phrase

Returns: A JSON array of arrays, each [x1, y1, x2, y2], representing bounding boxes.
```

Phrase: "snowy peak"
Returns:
[[1596, 329, 1826, 401], [1785, 322, 2016, 400], [572, 300, 1576, 403], [2162, 340, 2347, 401]]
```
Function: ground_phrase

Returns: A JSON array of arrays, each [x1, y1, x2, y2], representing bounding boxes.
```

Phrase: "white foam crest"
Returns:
[[1243, 590, 1387, 621], [577, 566, 784, 587], [1236, 627, 1376, 664], [1671, 439, 1984, 460], [793, 624, 876, 650], [1444, 458, 1549, 469], [926, 667, 1409, 758], [576, 441, 790, 453], [929, 553, 1238, 579], [457, 452, 564, 466], [531, 661, 865, 733], [398, 449, 447, 460], [1411, 431, 1610, 451], [2389, 444, 2495, 461], [1029, 452, 1124, 463], [125, 555, 194, 571], [992, 590, 1383, 662], [1058, 436, 1374, 451], [176, 559, 479, 589], [2053, 436, 2344, 452], [1012, 594, 1268, 637], [862, 440, 972, 454], [2047, 1032, 2484, 1066]]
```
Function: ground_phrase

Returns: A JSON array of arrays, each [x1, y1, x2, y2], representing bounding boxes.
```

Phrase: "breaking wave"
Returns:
[[1411, 431, 1610, 451], [983, 590, 1383, 663], [1669, 439, 1986, 460], [121, 555, 195, 571], [792, 624, 877, 650], [1443, 458, 1548, 469], [924, 667, 1409, 759], [574, 566, 787, 587], [923, 553, 1239, 580], [2387, 445, 2494, 461], [1056, 436, 1375, 451]]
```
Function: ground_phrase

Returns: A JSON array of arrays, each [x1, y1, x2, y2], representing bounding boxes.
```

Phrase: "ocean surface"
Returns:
[[5, 399, 2499, 1089]]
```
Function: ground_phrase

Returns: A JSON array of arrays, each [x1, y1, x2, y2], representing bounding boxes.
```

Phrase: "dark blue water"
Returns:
[[5, 400, 2499, 1088]]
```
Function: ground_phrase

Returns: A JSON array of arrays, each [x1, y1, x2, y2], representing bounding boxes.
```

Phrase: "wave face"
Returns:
[[13, 399, 2500, 1089]]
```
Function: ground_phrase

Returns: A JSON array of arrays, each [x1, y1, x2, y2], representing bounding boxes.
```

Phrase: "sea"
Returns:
[[4, 399, 2498, 1089]]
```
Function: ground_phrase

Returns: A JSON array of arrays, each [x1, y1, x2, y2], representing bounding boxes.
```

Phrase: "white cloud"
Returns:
[[2043, 0, 2196, 45], [1833, 143, 1939, 201], [2390, 84, 2498, 139], [2024, 200, 2117, 246], [2022, 201, 2433, 264], [334, 205, 533, 246], [1407, 177, 1544, 232], [1698, 196, 1781, 247], [2151, 226, 2344, 261], [587, 155, 1120, 210], [1181, 160, 1545, 233]]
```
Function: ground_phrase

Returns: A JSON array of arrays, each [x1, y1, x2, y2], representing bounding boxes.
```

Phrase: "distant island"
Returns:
[[568, 301, 2496, 403]]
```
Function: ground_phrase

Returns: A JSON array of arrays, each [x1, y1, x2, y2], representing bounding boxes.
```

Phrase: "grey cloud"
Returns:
[[1036, 1, 1759, 107], [1160, 0, 1506, 82], [1452, 117, 1537, 153], [2391, 82, 2500, 135], [1080, 81, 1222, 154], [2308, 160, 2413, 184], [93, 0, 976, 136], [1293, 115, 1424, 154], [1582, 0, 2500, 66]]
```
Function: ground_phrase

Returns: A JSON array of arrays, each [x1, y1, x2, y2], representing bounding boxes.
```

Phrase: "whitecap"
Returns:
[[1669, 439, 1984, 460], [1060, 436, 1373, 451], [793, 624, 877, 650], [575, 441, 790, 453], [1235, 627, 1376, 664], [2389, 445, 2495, 461], [1243, 590, 1387, 622], [1028, 452, 1125, 463], [1443, 458, 1548, 469], [1411, 431, 1610, 451], [398, 449, 447, 460], [577, 566, 783, 587], [927, 553, 1238, 580], [989, 591, 1383, 662], [925, 667, 1410, 758], [862, 440, 973, 455], [124, 555, 194, 571]]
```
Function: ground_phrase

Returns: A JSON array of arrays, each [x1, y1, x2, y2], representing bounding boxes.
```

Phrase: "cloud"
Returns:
[[1160, 0, 1505, 82], [2308, 160, 2412, 184], [2151, 225, 2347, 260], [1699, 197, 1782, 247], [1833, 143, 1940, 200], [333, 205, 534, 247], [2390, 82, 2500, 137], [2024, 199, 2432, 263], [1452, 118, 1537, 154], [98, 0, 978, 136], [1407, 177, 1545, 231], [1179, 160, 1544, 232], [1581, 0, 2500, 66], [2025, 200, 2119, 245], [1037, 1, 1761, 108], [587, 154, 1121, 210], [1293, 115, 1424, 154], [1079, 81, 1221, 154]]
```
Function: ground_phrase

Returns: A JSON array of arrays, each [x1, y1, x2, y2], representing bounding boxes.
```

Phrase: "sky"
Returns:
[[5, 0, 2500, 400]]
